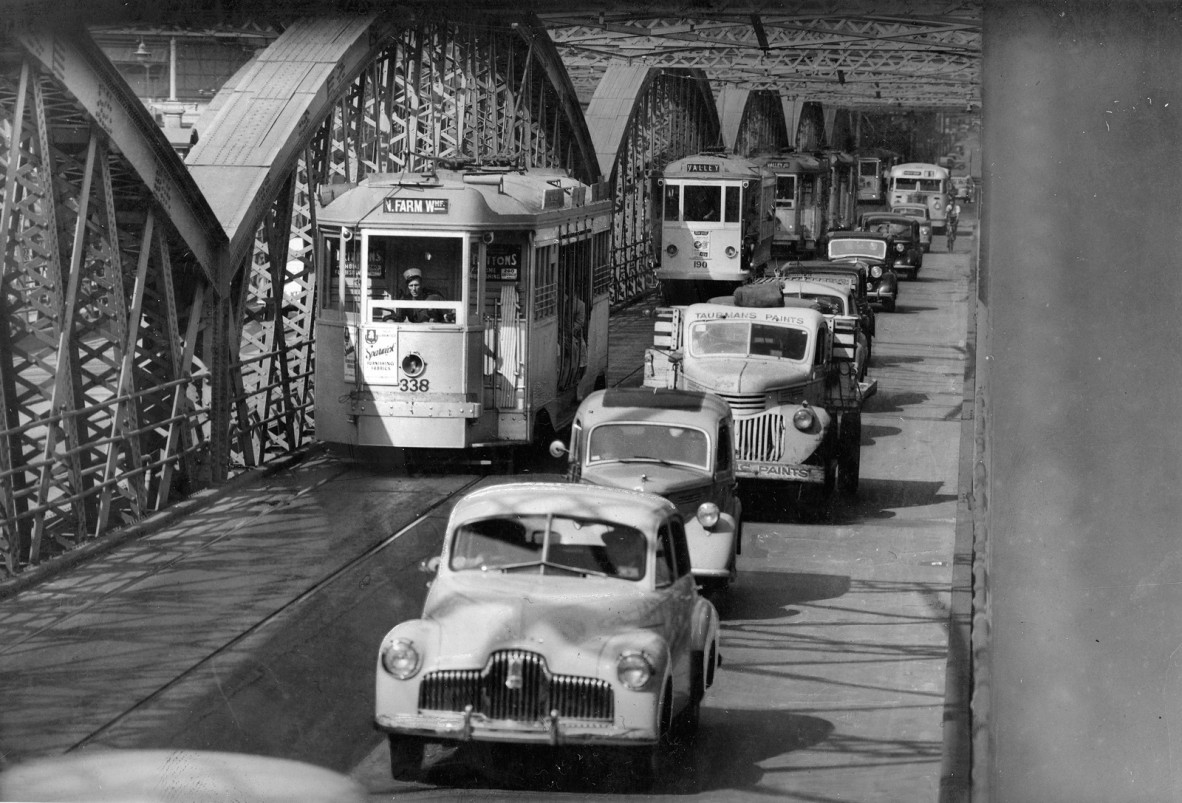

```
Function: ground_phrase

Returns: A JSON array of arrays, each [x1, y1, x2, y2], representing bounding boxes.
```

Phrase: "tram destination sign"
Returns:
[[686, 163, 720, 172], [383, 197, 449, 214]]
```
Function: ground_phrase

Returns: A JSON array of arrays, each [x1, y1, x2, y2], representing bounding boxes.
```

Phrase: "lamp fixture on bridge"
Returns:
[[134, 39, 151, 62]]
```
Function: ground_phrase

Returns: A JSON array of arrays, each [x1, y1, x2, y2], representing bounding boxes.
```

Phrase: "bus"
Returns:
[[313, 163, 613, 459], [756, 152, 828, 259], [855, 148, 898, 204], [656, 150, 776, 304], [887, 162, 952, 234]]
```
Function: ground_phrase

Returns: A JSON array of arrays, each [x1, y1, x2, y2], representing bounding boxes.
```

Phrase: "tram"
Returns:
[[756, 151, 828, 259], [887, 161, 951, 234], [656, 150, 776, 304], [312, 163, 613, 456], [823, 149, 858, 233], [855, 148, 898, 204]]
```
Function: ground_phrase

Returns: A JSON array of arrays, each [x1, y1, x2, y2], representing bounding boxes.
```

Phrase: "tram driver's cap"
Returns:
[[403, 268, 423, 281]]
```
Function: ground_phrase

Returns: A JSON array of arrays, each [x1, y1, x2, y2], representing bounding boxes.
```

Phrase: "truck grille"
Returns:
[[418, 650, 614, 722], [712, 391, 768, 415], [734, 411, 785, 462]]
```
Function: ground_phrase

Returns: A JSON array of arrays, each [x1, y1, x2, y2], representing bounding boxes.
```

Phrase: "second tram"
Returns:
[[656, 150, 776, 304], [313, 163, 613, 457], [887, 162, 952, 234], [757, 151, 828, 259]]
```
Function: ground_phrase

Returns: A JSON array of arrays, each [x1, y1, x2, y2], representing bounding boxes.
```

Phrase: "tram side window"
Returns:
[[323, 238, 362, 313], [802, 175, 816, 206], [663, 184, 681, 221], [684, 185, 722, 222], [534, 244, 557, 320]]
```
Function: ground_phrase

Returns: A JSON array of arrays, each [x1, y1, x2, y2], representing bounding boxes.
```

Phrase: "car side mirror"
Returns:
[[549, 439, 568, 458], [419, 556, 440, 574], [668, 349, 684, 364]]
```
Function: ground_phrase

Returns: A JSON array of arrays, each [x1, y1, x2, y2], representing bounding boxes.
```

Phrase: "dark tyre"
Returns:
[[628, 683, 673, 791], [674, 652, 705, 741], [388, 734, 425, 781], [838, 414, 862, 496], [881, 296, 896, 312]]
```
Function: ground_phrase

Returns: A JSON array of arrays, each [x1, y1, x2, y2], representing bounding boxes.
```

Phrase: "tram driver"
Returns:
[[390, 267, 452, 323]]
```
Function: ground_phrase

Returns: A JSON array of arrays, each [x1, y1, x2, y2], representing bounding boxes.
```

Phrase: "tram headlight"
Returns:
[[792, 406, 816, 431], [401, 352, 426, 377], [617, 651, 655, 690], [725, 245, 738, 258], [666, 244, 678, 257], [381, 638, 421, 679]]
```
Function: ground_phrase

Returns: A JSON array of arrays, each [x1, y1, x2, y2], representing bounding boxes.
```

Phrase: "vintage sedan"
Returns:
[[951, 175, 975, 203], [857, 212, 924, 278], [553, 388, 741, 590], [374, 482, 721, 789], [824, 231, 900, 311], [778, 277, 872, 379], [889, 203, 933, 252]]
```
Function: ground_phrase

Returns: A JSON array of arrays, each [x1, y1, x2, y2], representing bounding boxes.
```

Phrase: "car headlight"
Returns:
[[792, 407, 816, 431], [617, 651, 655, 690], [870, 265, 883, 278], [696, 502, 721, 529], [381, 638, 421, 679], [666, 244, 678, 257], [894, 243, 905, 252]]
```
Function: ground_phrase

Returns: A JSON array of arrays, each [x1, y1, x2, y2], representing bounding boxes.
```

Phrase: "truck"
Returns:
[[643, 283, 876, 507]]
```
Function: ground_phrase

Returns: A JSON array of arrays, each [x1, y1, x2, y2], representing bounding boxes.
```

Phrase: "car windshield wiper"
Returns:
[[620, 455, 676, 466], [543, 562, 607, 578], [498, 561, 544, 573]]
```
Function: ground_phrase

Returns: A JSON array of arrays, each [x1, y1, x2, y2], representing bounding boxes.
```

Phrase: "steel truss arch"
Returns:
[[584, 65, 719, 305], [0, 33, 217, 575], [187, 13, 602, 482]]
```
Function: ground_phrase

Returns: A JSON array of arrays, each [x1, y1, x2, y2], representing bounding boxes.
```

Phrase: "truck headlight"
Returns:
[[381, 639, 421, 679], [792, 407, 816, 431], [696, 502, 721, 529], [617, 651, 655, 690]]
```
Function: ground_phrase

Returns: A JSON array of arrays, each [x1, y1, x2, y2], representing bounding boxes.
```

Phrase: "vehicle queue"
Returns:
[[361, 149, 968, 790]]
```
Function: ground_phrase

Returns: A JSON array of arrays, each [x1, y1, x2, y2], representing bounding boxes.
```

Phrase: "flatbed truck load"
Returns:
[[643, 288, 876, 505]]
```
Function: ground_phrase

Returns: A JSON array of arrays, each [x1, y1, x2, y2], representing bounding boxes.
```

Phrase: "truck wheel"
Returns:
[[838, 414, 862, 496]]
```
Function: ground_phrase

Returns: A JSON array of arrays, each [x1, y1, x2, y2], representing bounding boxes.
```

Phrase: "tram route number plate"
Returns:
[[694, 260, 708, 268]]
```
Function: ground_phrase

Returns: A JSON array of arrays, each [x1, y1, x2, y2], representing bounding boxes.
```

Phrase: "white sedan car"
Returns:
[[374, 482, 722, 789]]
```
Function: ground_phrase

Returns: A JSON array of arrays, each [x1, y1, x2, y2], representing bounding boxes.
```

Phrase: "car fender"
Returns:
[[880, 271, 899, 293], [691, 596, 720, 659]]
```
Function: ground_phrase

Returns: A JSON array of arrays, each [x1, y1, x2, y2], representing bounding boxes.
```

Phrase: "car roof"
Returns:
[[451, 481, 676, 524], [578, 388, 731, 425], [861, 212, 917, 223]]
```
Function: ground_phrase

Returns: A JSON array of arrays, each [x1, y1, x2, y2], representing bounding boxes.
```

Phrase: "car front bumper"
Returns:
[[374, 710, 660, 747]]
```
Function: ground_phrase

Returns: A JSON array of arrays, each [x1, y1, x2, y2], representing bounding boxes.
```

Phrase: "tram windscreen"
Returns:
[[366, 235, 463, 323], [683, 185, 723, 222]]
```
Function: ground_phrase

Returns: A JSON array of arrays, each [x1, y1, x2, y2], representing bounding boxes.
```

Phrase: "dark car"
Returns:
[[777, 260, 877, 342], [822, 231, 900, 312], [857, 212, 924, 278]]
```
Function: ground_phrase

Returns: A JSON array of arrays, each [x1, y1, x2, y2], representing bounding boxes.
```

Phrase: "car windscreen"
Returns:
[[449, 514, 648, 580], [587, 422, 710, 469], [829, 239, 887, 259], [689, 320, 809, 360]]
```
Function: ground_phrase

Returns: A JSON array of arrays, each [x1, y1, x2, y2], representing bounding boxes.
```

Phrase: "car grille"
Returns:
[[418, 650, 614, 722], [734, 410, 785, 462]]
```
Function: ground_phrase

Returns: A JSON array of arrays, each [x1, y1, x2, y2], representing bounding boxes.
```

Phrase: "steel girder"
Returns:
[[584, 65, 719, 306], [0, 48, 213, 575], [541, 2, 981, 111]]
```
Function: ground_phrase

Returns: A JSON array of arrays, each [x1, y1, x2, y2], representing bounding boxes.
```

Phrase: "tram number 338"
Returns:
[[398, 378, 430, 392]]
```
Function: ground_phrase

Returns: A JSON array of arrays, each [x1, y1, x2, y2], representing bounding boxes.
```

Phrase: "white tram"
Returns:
[[313, 164, 613, 455], [656, 150, 776, 304]]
